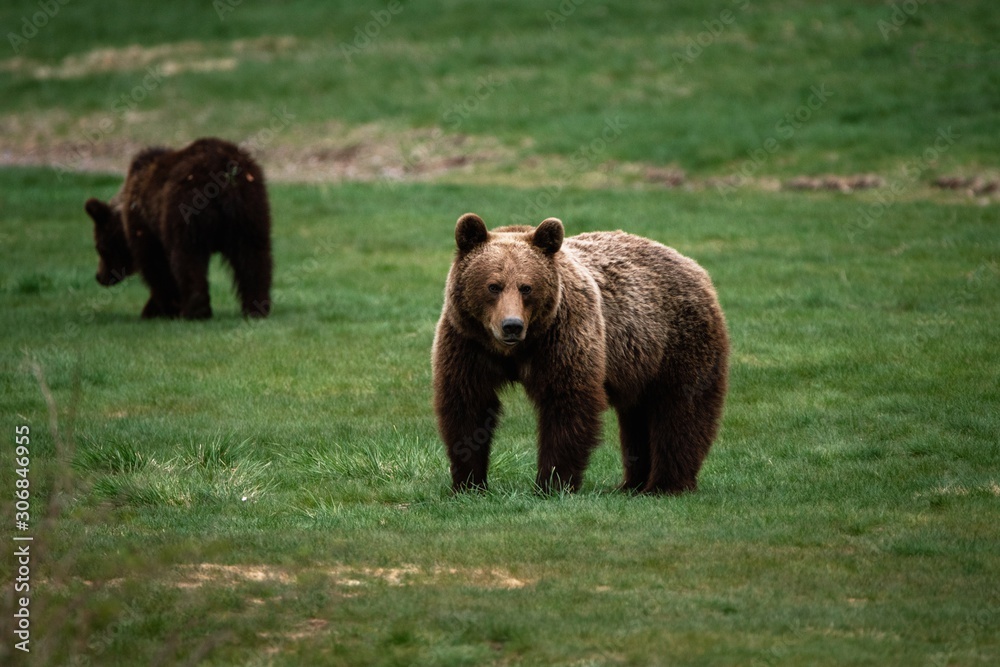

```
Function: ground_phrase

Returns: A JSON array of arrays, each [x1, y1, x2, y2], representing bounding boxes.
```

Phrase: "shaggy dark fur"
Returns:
[[433, 213, 729, 494], [84, 137, 272, 319]]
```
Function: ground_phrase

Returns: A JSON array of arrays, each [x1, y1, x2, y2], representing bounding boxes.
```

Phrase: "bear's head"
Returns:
[[84, 196, 134, 286], [448, 213, 564, 354]]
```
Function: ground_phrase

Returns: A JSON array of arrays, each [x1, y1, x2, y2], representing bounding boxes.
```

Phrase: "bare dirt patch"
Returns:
[[783, 174, 885, 193], [260, 123, 517, 184], [326, 563, 531, 590], [173, 562, 532, 593], [915, 481, 1000, 499], [175, 563, 295, 589], [2, 105, 996, 199], [0, 36, 297, 80], [0, 107, 520, 185], [933, 175, 1000, 196], [3, 37, 997, 200], [257, 618, 332, 655]]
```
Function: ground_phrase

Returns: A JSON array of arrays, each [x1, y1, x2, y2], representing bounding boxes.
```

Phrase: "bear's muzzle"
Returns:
[[498, 317, 525, 346]]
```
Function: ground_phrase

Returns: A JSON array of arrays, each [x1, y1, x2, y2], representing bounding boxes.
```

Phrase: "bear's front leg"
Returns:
[[132, 233, 180, 318], [436, 385, 503, 492], [530, 382, 606, 494], [524, 321, 609, 493], [443, 399, 501, 492], [433, 323, 507, 492]]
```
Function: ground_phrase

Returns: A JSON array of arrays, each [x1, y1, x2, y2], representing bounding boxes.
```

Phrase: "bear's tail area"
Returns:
[[224, 161, 273, 319]]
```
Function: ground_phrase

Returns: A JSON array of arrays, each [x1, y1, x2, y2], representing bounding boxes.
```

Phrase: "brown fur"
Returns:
[[433, 213, 729, 494], [84, 137, 272, 319]]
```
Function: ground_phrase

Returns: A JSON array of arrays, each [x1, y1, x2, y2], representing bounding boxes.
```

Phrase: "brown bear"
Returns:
[[84, 137, 272, 319], [432, 213, 728, 494]]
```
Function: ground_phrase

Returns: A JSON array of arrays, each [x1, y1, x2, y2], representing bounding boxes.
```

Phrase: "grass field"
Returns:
[[2, 2, 999, 665]]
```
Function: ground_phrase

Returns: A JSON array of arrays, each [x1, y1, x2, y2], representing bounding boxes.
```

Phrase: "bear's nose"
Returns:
[[501, 318, 524, 337]]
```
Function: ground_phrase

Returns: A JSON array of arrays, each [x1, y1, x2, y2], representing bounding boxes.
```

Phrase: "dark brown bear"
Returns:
[[432, 213, 728, 494], [84, 137, 272, 319]]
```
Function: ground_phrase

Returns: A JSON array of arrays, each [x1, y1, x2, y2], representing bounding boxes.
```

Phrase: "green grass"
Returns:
[[1, 168, 998, 665], [2, 1, 1000, 665]]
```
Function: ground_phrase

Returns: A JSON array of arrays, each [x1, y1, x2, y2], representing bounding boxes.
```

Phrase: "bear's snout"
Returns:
[[492, 315, 526, 347], [501, 317, 525, 341]]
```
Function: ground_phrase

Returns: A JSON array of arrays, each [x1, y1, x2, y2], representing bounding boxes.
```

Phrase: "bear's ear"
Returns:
[[85, 198, 112, 226], [532, 217, 564, 255], [456, 213, 489, 254]]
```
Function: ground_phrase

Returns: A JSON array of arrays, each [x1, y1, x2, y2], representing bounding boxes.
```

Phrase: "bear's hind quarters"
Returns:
[[83, 137, 273, 321]]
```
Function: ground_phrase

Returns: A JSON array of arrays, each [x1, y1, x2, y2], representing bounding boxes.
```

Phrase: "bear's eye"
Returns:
[[488, 283, 502, 294], [519, 285, 532, 296]]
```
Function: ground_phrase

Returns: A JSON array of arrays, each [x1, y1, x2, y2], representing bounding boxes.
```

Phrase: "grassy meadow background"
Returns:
[[1, 1, 999, 665]]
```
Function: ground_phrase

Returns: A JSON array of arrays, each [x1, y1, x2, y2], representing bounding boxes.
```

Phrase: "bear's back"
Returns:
[[562, 231, 724, 399], [122, 138, 268, 245], [563, 230, 715, 318], [151, 139, 260, 191]]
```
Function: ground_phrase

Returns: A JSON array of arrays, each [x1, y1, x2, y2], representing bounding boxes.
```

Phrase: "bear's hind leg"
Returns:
[[644, 376, 725, 495], [228, 240, 272, 319], [172, 250, 213, 319], [616, 403, 651, 492]]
